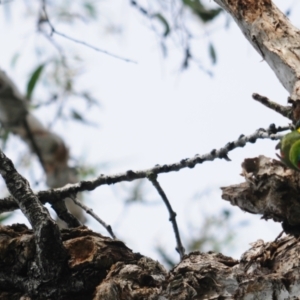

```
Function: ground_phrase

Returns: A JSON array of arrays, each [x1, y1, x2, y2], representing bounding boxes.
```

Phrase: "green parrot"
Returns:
[[277, 128, 300, 171]]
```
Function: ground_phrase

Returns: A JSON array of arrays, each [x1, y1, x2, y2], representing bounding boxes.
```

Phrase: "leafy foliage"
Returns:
[[130, 0, 223, 73]]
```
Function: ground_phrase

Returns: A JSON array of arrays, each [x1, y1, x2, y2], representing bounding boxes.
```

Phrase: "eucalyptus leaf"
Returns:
[[209, 43, 217, 64], [0, 213, 12, 223], [153, 13, 170, 37], [26, 63, 46, 100], [183, 0, 222, 23]]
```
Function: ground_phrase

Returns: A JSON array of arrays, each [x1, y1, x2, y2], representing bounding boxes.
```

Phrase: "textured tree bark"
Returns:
[[214, 0, 300, 104], [222, 155, 300, 234], [2, 0, 300, 299], [2, 223, 300, 299]]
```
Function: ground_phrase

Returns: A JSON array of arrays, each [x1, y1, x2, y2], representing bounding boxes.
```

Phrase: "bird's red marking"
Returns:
[[281, 151, 285, 158]]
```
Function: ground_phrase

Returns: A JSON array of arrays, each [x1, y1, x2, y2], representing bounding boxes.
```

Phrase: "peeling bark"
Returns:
[[2, 224, 300, 299], [214, 0, 300, 119], [0, 225, 141, 299], [2, 0, 300, 298], [214, 0, 300, 101], [221, 155, 300, 235]]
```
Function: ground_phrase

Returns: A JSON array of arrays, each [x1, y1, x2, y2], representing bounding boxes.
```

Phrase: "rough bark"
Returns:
[[214, 0, 300, 102], [2, 223, 300, 299], [214, 0, 300, 123], [222, 155, 300, 227], [2, 0, 300, 299]]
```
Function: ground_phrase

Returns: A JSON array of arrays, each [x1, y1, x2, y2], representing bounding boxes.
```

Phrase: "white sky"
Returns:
[[1, 0, 299, 265]]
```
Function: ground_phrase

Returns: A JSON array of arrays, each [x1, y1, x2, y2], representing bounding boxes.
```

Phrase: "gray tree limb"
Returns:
[[0, 125, 286, 214], [214, 0, 300, 104], [0, 68, 85, 226]]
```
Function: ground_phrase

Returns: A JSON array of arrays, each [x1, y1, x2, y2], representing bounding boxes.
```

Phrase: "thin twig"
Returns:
[[131, 0, 150, 16], [70, 195, 116, 239], [51, 200, 81, 228], [0, 124, 290, 213], [41, 1, 137, 64], [252, 93, 293, 120], [147, 172, 185, 259]]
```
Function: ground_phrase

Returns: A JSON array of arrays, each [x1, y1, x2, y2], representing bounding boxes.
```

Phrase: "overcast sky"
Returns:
[[1, 0, 299, 264]]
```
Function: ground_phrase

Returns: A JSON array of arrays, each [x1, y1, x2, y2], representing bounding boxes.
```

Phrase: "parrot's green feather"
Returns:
[[289, 139, 300, 169], [279, 129, 300, 170]]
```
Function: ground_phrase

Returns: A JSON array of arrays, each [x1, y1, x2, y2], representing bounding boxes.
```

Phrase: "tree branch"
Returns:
[[0, 124, 288, 214], [0, 149, 66, 279], [50, 200, 81, 228], [70, 195, 116, 239], [41, 1, 137, 64], [147, 173, 185, 259], [252, 93, 293, 120], [0, 67, 85, 224], [214, 0, 300, 102]]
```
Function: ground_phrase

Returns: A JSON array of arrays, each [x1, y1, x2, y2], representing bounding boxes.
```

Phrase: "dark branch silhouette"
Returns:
[[147, 172, 185, 259], [70, 195, 116, 239], [0, 124, 288, 215]]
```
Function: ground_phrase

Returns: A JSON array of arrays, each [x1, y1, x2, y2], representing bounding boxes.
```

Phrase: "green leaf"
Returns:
[[153, 13, 170, 37], [0, 213, 12, 223], [71, 109, 85, 122], [26, 63, 46, 100], [183, 0, 222, 23], [209, 43, 217, 64], [83, 2, 97, 19], [71, 109, 96, 126]]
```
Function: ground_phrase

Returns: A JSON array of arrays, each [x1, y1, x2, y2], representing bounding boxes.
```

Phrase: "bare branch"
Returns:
[[252, 93, 293, 120], [41, 1, 137, 64], [70, 195, 116, 239], [50, 200, 81, 228], [0, 124, 288, 215], [0, 149, 66, 279], [130, 0, 150, 16], [147, 173, 185, 259]]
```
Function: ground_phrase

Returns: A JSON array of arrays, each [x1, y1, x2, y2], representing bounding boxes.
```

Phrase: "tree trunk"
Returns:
[[1, 223, 300, 299], [2, 0, 300, 299]]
